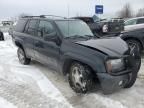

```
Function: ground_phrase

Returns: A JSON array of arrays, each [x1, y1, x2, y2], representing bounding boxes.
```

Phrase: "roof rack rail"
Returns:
[[22, 15, 67, 19], [111, 18, 123, 19], [22, 15, 45, 18], [40, 15, 67, 19]]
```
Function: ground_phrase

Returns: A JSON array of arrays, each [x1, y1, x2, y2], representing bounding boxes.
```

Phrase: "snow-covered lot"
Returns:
[[0, 33, 144, 108]]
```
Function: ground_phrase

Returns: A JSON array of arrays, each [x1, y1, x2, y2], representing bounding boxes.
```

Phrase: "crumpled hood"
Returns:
[[75, 37, 129, 57]]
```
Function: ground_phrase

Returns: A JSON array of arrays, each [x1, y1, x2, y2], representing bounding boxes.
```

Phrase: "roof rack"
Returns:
[[111, 18, 123, 19], [22, 15, 45, 18], [22, 15, 67, 19], [40, 15, 67, 19]]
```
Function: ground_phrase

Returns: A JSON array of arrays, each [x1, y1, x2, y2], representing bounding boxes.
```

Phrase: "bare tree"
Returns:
[[117, 3, 133, 18], [136, 8, 144, 17]]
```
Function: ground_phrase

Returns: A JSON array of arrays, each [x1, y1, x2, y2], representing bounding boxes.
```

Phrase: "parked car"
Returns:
[[0, 30, 4, 41], [125, 17, 144, 31], [120, 27, 144, 53], [73, 16, 124, 36], [8, 22, 17, 36], [2, 21, 14, 26], [12, 15, 141, 94]]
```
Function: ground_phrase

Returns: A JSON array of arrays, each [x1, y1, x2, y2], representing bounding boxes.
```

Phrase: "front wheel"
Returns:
[[17, 47, 31, 65], [124, 56, 141, 88], [68, 62, 93, 93], [126, 39, 142, 54], [124, 40, 141, 88]]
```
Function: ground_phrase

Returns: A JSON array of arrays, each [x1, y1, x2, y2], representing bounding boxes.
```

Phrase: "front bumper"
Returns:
[[97, 72, 130, 94], [96, 50, 139, 94]]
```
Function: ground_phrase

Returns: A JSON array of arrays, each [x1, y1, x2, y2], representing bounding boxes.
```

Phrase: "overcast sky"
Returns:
[[0, 0, 144, 19]]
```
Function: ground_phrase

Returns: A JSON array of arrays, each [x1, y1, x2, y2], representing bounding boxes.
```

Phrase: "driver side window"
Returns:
[[38, 21, 55, 37]]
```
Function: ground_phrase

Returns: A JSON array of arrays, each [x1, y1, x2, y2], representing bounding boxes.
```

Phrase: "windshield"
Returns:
[[55, 20, 94, 38], [125, 19, 137, 26]]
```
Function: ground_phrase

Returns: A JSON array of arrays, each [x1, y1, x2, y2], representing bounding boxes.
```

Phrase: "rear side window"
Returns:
[[24, 19, 38, 35], [38, 21, 55, 37], [15, 19, 27, 32], [137, 18, 144, 24]]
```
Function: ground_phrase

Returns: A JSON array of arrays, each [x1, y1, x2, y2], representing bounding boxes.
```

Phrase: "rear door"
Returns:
[[34, 20, 60, 68], [23, 19, 38, 59]]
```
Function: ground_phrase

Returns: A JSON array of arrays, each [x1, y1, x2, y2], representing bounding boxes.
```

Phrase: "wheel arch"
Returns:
[[62, 58, 97, 78], [15, 41, 24, 50], [123, 37, 143, 50]]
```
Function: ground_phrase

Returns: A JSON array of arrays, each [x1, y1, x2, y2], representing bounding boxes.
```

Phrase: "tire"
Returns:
[[124, 62, 140, 88], [2, 36, 4, 40], [17, 47, 31, 65], [0, 36, 4, 41], [0, 32, 4, 41], [124, 56, 141, 88], [124, 40, 141, 88], [68, 62, 93, 93], [126, 39, 142, 53]]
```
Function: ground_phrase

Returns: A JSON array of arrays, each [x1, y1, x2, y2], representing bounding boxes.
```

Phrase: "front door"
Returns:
[[34, 20, 60, 69]]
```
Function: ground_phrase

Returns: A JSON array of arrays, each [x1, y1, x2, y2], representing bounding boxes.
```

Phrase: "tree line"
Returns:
[[117, 3, 144, 18]]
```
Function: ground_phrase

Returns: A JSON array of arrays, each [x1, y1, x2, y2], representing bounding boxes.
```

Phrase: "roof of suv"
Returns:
[[20, 15, 78, 21]]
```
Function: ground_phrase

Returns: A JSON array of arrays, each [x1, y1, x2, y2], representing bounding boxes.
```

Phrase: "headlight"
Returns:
[[102, 25, 108, 33], [106, 59, 125, 73]]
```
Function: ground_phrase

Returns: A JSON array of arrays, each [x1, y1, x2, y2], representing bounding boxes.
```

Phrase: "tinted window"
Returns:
[[137, 18, 144, 24], [24, 20, 37, 35], [38, 21, 55, 37], [125, 19, 137, 26], [15, 19, 27, 32]]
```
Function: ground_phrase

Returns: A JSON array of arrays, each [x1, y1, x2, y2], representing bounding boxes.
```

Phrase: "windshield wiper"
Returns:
[[65, 35, 88, 39], [85, 35, 98, 39], [85, 35, 94, 37]]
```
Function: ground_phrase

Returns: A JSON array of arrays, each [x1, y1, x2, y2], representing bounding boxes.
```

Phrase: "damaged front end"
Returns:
[[97, 50, 141, 94]]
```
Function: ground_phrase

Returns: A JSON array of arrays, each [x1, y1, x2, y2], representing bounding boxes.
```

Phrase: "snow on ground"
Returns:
[[0, 97, 17, 108], [138, 55, 144, 79], [0, 33, 73, 108], [0, 33, 144, 108]]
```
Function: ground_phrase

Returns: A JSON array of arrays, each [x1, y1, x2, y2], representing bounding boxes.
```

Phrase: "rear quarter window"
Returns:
[[15, 19, 27, 32]]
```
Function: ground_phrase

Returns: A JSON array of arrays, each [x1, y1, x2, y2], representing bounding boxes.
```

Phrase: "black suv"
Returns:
[[12, 15, 141, 94]]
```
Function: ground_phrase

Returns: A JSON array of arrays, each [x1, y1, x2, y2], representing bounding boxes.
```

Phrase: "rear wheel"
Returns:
[[68, 62, 93, 93], [17, 47, 31, 65]]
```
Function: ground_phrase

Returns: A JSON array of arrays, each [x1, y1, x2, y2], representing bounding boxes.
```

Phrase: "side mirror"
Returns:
[[44, 32, 61, 45], [44, 32, 57, 41], [37, 28, 44, 37]]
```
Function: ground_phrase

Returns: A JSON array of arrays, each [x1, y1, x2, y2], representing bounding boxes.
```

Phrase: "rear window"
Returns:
[[15, 19, 27, 32], [24, 19, 38, 35]]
